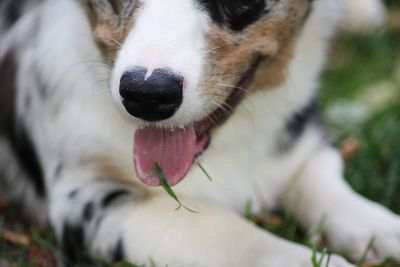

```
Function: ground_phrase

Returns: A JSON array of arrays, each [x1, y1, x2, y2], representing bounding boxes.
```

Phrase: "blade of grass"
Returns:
[[325, 253, 331, 267], [311, 244, 320, 267], [197, 163, 213, 182], [318, 248, 328, 267], [356, 237, 375, 267], [311, 245, 330, 267], [244, 199, 253, 219], [153, 163, 181, 208], [153, 163, 198, 213]]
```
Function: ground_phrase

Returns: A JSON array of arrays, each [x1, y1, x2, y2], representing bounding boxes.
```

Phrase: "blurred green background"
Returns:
[[319, 0, 400, 215]]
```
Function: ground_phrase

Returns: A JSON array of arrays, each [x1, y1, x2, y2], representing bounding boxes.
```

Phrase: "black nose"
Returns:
[[119, 67, 184, 122]]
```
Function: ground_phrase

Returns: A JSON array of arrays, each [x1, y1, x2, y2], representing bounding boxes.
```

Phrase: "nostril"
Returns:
[[119, 67, 147, 100], [120, 66, 147, 86], [146, 69, 183, 93], [119, 67, 184, 122]]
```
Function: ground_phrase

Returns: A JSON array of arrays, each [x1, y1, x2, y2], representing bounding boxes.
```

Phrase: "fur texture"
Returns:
[[0, 0, 398, 266]]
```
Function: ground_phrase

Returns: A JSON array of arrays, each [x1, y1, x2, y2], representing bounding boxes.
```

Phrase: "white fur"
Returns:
[[92, 194, 353, 267]]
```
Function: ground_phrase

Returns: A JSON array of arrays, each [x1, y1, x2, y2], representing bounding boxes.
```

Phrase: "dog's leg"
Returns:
[[283, 146, 400, 261], [49, 166, 352, 267]]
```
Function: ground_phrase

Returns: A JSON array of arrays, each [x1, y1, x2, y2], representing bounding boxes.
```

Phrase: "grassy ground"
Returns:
[[321, 32, 400, 215], [1, 2, 400, 267], [320, 0, 400, 215]]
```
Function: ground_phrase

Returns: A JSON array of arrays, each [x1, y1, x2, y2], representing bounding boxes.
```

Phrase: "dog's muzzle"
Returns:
[[120, 56, 263, 188]]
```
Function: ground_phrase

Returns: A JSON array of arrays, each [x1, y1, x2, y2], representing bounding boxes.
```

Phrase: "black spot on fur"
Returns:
[[0, 51, 45, 197], [61, 223, 93, 265], [101, 189, 130, 208], [303, 0, 315, 22], [278, 100, 319, 152], [83, 201, 95, 221], [68, 189, 79, 199], [7, 124, 46, 197], [112, 238, 125, 262], [0, 52, 17, 131], [197, 0, 277, 31], [287, 100, 318, 137], [1, 0, 26, 26]]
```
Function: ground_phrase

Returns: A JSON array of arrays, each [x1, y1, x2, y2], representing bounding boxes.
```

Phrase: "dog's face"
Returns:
[[85, 0, 311, 186]]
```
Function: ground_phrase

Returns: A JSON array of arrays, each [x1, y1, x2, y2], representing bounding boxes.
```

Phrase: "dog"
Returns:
[[0, 0, 398, 266]]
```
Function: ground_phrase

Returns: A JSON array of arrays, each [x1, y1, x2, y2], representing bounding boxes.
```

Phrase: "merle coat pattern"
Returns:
[[0, 0, 399, 266]]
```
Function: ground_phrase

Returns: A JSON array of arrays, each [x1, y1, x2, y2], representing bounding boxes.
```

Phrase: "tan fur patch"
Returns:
[[87, 155, 149, 199], [85, 0, 138, 63], [201, 0, 309, 103]]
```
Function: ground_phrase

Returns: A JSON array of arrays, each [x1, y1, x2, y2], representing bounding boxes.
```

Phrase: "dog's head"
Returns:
[[85, 0, 320, 186]]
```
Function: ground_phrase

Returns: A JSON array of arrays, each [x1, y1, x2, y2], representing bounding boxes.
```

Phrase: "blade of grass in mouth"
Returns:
[[153, 162, 198, 213], [197, 163, 213, 182]]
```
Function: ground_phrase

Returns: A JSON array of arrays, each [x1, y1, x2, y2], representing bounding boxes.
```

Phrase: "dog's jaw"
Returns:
[[134, 55, 263, 186]]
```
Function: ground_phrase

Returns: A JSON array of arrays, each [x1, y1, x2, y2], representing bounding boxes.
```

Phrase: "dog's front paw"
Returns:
[[323, 199, 400, 261]]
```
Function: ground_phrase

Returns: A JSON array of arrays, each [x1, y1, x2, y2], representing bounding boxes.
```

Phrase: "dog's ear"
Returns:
[[83, 0, 138, 63]]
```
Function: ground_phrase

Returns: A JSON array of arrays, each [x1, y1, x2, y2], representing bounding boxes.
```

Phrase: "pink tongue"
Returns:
[[134, 126, 197, 187]]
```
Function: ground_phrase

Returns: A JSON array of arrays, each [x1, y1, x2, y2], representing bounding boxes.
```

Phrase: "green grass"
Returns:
[[154, 162, 198, 213], [311, 246, 331, 267], [1, 3, 400, 266], [319, 30, 400, 214]]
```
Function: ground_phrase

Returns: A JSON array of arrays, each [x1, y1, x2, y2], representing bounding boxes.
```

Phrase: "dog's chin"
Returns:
[[133, 55, 263, 187]]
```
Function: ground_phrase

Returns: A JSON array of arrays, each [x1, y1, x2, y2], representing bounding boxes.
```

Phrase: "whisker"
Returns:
[[216, 83, 250, 93], [206, 113, 220, 127], [108, 35, 122, 47], [205, 43, 231, 53], [211, 100, 233, 116]]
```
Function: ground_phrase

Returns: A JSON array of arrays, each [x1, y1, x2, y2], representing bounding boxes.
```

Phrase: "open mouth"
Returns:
[[134, 55, 264, 187]]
